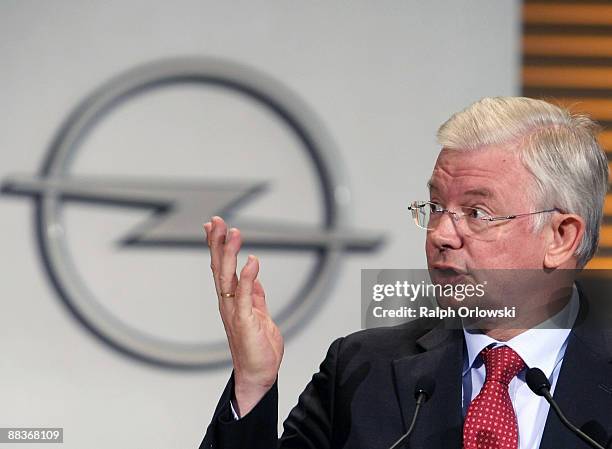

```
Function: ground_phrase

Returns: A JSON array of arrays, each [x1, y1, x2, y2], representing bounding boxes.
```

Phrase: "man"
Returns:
[[199, 97, 612, 449]]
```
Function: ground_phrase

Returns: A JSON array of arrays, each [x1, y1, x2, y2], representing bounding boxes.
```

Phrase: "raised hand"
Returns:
[[203, 216, 284, 417]]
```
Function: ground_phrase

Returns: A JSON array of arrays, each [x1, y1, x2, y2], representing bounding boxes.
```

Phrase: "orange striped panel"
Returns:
[[550, 98, 612, 120], [524, 4, 612, 26], [599, 225, 612, 247], [524, 2, 612, 270], [524, 35, 612, 58], [600, 223, 612, 244], [604, 196, 612, 215], [585, 257, 612, 269], [523, 66, 612, 89], [599, 131, 612, 150]]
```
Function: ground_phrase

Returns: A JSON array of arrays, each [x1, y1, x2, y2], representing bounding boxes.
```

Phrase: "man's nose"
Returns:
[[427, 211, 463, 250]]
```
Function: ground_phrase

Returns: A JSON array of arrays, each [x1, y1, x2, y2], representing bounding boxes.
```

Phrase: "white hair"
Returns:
[[437, 96, 608, 268]]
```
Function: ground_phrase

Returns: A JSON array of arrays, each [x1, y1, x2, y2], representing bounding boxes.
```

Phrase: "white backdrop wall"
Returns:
[[0, 1, 519, 448]]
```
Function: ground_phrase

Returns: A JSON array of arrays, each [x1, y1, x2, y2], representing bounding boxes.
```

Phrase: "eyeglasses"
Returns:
[[407, 201, 560, 236]]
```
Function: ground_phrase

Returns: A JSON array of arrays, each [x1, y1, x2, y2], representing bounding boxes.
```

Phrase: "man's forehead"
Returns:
[[427, 180, 496, 198], [427, 147, 529, 198], [434, 146, 524, 168]]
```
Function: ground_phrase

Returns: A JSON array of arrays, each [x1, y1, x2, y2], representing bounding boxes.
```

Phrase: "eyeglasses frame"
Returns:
[[407, 200, 562, 231]]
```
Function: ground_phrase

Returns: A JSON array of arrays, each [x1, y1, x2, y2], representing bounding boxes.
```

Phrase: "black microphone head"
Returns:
[[526, 367, 551, 397], [414, 376, 435, 402]]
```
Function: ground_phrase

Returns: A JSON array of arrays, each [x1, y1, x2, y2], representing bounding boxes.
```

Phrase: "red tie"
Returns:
[[463, 346, 526, 449]]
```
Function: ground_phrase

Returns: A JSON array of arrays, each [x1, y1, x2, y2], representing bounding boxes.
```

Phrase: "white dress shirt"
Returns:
[[462, 284, 579, 449]]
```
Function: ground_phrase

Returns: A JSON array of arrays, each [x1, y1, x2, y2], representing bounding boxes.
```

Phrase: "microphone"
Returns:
[[526, 368, 605, 449], [387, 376, 435, 449]]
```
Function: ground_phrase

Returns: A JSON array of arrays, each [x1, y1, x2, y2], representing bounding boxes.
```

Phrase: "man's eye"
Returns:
[[467, 207, 488, 219]]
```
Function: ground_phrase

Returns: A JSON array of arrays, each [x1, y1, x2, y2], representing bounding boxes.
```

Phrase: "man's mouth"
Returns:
[[430, 265, 470, 283]]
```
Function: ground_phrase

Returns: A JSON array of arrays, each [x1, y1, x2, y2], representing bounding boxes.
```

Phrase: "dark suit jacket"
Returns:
[[200, 292, 612, 449]]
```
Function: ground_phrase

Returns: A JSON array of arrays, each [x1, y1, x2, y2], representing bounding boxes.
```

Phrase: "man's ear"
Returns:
[[543, 213, 585, 269]]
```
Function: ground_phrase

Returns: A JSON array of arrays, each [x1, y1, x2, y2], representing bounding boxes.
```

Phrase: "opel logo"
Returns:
[[2, 58, 384, 368]]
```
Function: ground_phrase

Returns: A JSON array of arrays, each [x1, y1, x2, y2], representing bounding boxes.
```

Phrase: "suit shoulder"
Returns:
[[337, 318, 440, 359]]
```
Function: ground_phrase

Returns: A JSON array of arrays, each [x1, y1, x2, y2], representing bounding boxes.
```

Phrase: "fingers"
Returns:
[[252, 278, 268, 314], [208, 217, 227, 284], [203, 217, 263, 321], [219, 227, 241, 299], [203, 221, 212, 243], [205, 216, 228, 294], [235, 255, 259, 319]]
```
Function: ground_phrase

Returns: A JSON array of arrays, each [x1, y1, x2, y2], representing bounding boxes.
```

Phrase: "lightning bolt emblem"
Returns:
[[2, 174, 383, 250]]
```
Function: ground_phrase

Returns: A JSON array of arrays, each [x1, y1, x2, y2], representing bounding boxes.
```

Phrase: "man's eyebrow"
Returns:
[[463, 188, 494, 198]]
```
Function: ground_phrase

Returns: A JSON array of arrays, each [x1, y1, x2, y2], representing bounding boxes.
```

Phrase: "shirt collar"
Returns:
[[462, 283, 579, 377]]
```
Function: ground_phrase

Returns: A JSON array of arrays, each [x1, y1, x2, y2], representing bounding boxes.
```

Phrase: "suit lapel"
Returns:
[[539, 288, 612, 449], [392, 325, 464, 449]]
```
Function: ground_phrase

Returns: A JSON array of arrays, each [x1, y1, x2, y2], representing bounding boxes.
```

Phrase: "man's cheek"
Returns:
[[425, 239, 435, 259]]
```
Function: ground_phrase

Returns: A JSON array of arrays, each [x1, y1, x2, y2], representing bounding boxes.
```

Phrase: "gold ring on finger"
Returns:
[[220, 291, 236, 298]]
